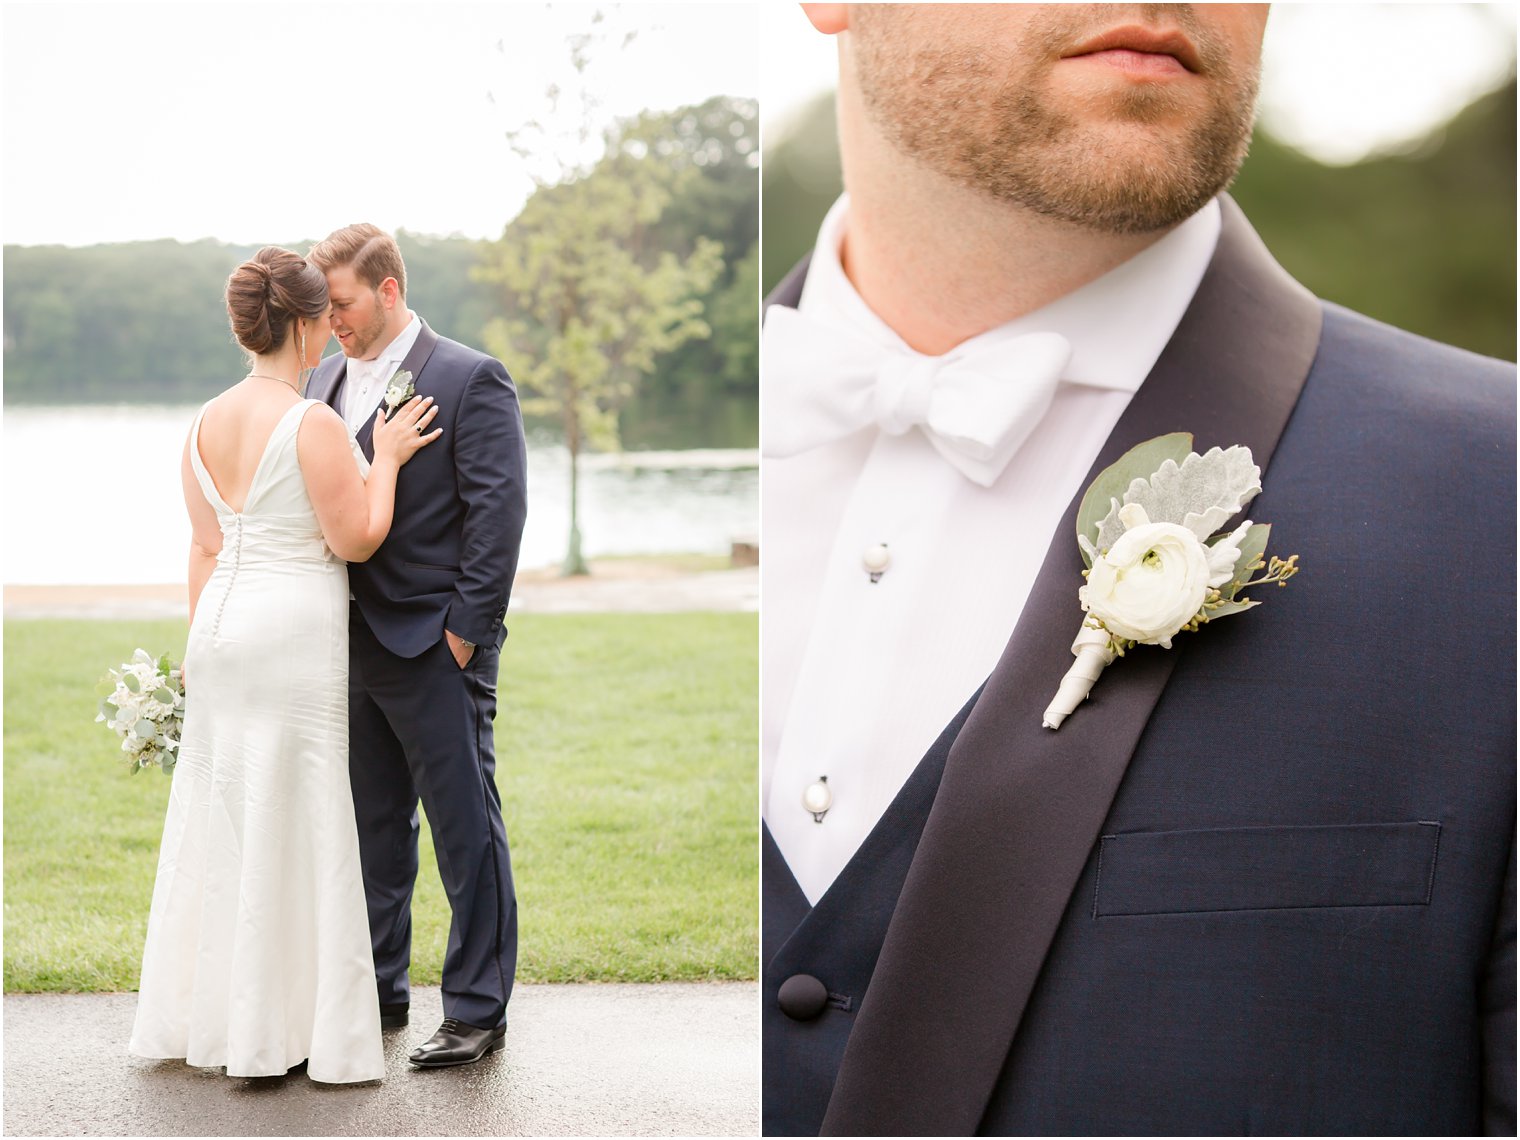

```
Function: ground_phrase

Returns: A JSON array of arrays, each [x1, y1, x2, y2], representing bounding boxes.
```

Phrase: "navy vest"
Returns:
[[762, 692, 978, 1135]]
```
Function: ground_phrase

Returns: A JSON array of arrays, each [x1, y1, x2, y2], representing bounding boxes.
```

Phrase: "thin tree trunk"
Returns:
[[562, 397, 588, 577]]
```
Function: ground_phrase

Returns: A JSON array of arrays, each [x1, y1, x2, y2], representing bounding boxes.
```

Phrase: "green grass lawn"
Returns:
[[3, 613, 757, 991]]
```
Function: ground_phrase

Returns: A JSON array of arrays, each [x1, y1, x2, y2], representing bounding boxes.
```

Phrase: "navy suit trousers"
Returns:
[[347, 604, 517, 1028]]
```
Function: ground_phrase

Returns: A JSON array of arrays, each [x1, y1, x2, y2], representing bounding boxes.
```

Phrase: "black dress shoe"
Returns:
[[380, 1002, 409, 1029], [408, 1018, 506, 1068]]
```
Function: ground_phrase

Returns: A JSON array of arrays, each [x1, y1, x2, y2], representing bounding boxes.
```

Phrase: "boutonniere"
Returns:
[[1042, 432, 1300, 730], [382, 369, 416, 418]]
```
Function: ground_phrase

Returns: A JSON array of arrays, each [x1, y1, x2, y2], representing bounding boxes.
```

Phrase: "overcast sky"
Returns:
[[2, 0, 759, 247], [4, 3, 1514, 247]]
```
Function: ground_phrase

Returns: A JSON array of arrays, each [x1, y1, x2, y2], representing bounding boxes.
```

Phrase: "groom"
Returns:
[[763, 5, 1514, 1135], [307, 223, 527, 1068]]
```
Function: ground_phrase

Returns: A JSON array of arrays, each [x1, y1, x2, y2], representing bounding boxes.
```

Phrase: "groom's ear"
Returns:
[[379, 276, 402, 310]]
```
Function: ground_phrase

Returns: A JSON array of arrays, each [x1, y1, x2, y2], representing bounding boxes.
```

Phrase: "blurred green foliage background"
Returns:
[[762, 78, 1517, 362]]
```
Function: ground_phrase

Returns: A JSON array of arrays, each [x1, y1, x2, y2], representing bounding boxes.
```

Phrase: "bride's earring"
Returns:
[[297, 324, 309, 393]]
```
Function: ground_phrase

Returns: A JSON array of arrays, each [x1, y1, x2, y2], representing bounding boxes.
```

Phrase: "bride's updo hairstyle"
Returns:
[[225, 246, 329, 356]]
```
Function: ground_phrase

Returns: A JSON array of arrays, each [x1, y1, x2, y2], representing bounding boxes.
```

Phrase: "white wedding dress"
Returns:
[[129, 398, 384, 1083]]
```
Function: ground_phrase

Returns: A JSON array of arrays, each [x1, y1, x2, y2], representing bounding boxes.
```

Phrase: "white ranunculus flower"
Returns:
[[1081, 506, 1211, 648]]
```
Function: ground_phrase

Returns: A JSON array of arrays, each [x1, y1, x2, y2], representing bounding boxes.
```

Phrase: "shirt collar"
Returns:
[[797, 194, 1221, 394]]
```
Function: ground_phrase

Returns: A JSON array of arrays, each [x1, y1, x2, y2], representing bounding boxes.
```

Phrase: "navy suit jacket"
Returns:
[[307, 320, 528, 658], [762, 198, 1516, 1135]]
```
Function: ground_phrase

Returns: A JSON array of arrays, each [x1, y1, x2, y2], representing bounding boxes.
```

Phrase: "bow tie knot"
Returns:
[[762, 304, 1074, 487], [873, 355, 938, 436]]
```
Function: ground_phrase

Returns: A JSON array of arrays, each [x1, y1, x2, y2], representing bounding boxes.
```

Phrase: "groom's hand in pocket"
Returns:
[[445, 629, 476, 669]]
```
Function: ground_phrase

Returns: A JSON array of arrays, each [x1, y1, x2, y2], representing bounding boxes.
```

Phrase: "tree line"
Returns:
[[3, 96, 759, 452]]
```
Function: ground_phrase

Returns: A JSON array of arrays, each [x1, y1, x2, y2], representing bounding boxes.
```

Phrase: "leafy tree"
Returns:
[[707, 239, 760, 398], [476, 20, 731, 574], [618, 96, 759, 449], [478, 125, 722, 575]]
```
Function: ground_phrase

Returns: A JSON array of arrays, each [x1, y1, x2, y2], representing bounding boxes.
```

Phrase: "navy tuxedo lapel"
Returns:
[[354, 320, 441, 459], [306, 354, 347, 410], [765, 251, 812, 314], [814, 198, 1325, 1136]]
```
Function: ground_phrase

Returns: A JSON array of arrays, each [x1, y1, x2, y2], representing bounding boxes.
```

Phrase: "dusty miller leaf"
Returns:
[[1096, 445, 1261, 550], [1075, 432, 1192, 567]]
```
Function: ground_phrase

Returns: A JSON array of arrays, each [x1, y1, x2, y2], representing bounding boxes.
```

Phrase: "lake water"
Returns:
[[4, 406, 758, 585]]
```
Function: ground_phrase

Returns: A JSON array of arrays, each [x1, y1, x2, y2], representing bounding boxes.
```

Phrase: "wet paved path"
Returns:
[[4, 982, 758, 1136]]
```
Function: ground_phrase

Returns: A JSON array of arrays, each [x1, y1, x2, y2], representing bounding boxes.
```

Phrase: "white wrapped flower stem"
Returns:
[[1042, 623, 1117, 730]]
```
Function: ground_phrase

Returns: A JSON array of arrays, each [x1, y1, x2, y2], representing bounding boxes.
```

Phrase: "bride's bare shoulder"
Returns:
[[296, 401, 356, 457], [298, 399, 345, 430]]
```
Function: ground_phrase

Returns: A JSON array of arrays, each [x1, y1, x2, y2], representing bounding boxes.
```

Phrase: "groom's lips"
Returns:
[[1062, 26, 1202, 76]]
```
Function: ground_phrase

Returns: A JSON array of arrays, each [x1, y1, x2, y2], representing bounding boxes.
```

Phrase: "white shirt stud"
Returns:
[[802, 777, 832, 823], [863, 543, 890, 583]]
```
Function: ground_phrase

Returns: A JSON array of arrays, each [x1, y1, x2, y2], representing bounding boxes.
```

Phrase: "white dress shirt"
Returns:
[[339, 311, 423, 435], [762, 194, 1221, 905]]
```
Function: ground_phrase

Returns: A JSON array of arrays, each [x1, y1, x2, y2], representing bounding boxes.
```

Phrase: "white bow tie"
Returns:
[[349, 358, 392, 387], [762, 305, 1074, 487]]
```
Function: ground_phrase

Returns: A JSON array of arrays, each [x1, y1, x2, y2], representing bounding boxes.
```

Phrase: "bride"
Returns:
[[128, 247, 439, 1082]]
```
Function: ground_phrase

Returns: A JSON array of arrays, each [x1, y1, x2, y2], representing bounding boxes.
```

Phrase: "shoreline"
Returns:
[[5, 557, 758, 617]]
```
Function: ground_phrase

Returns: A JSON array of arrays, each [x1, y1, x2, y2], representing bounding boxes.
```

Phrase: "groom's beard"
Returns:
[[851, 4, 1259, 235], [340, 297, 389, 359]]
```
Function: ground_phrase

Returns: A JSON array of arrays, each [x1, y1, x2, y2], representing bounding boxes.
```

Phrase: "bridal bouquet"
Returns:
[[97, 649, 185, 773]]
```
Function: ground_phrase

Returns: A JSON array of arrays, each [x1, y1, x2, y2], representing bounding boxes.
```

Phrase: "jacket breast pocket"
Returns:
[[1093, 821, 1440, 917], [403, 561, 461, 575]]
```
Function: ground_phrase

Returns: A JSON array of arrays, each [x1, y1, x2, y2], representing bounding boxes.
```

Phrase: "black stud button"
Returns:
[[777, 974, 829, 1021]]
